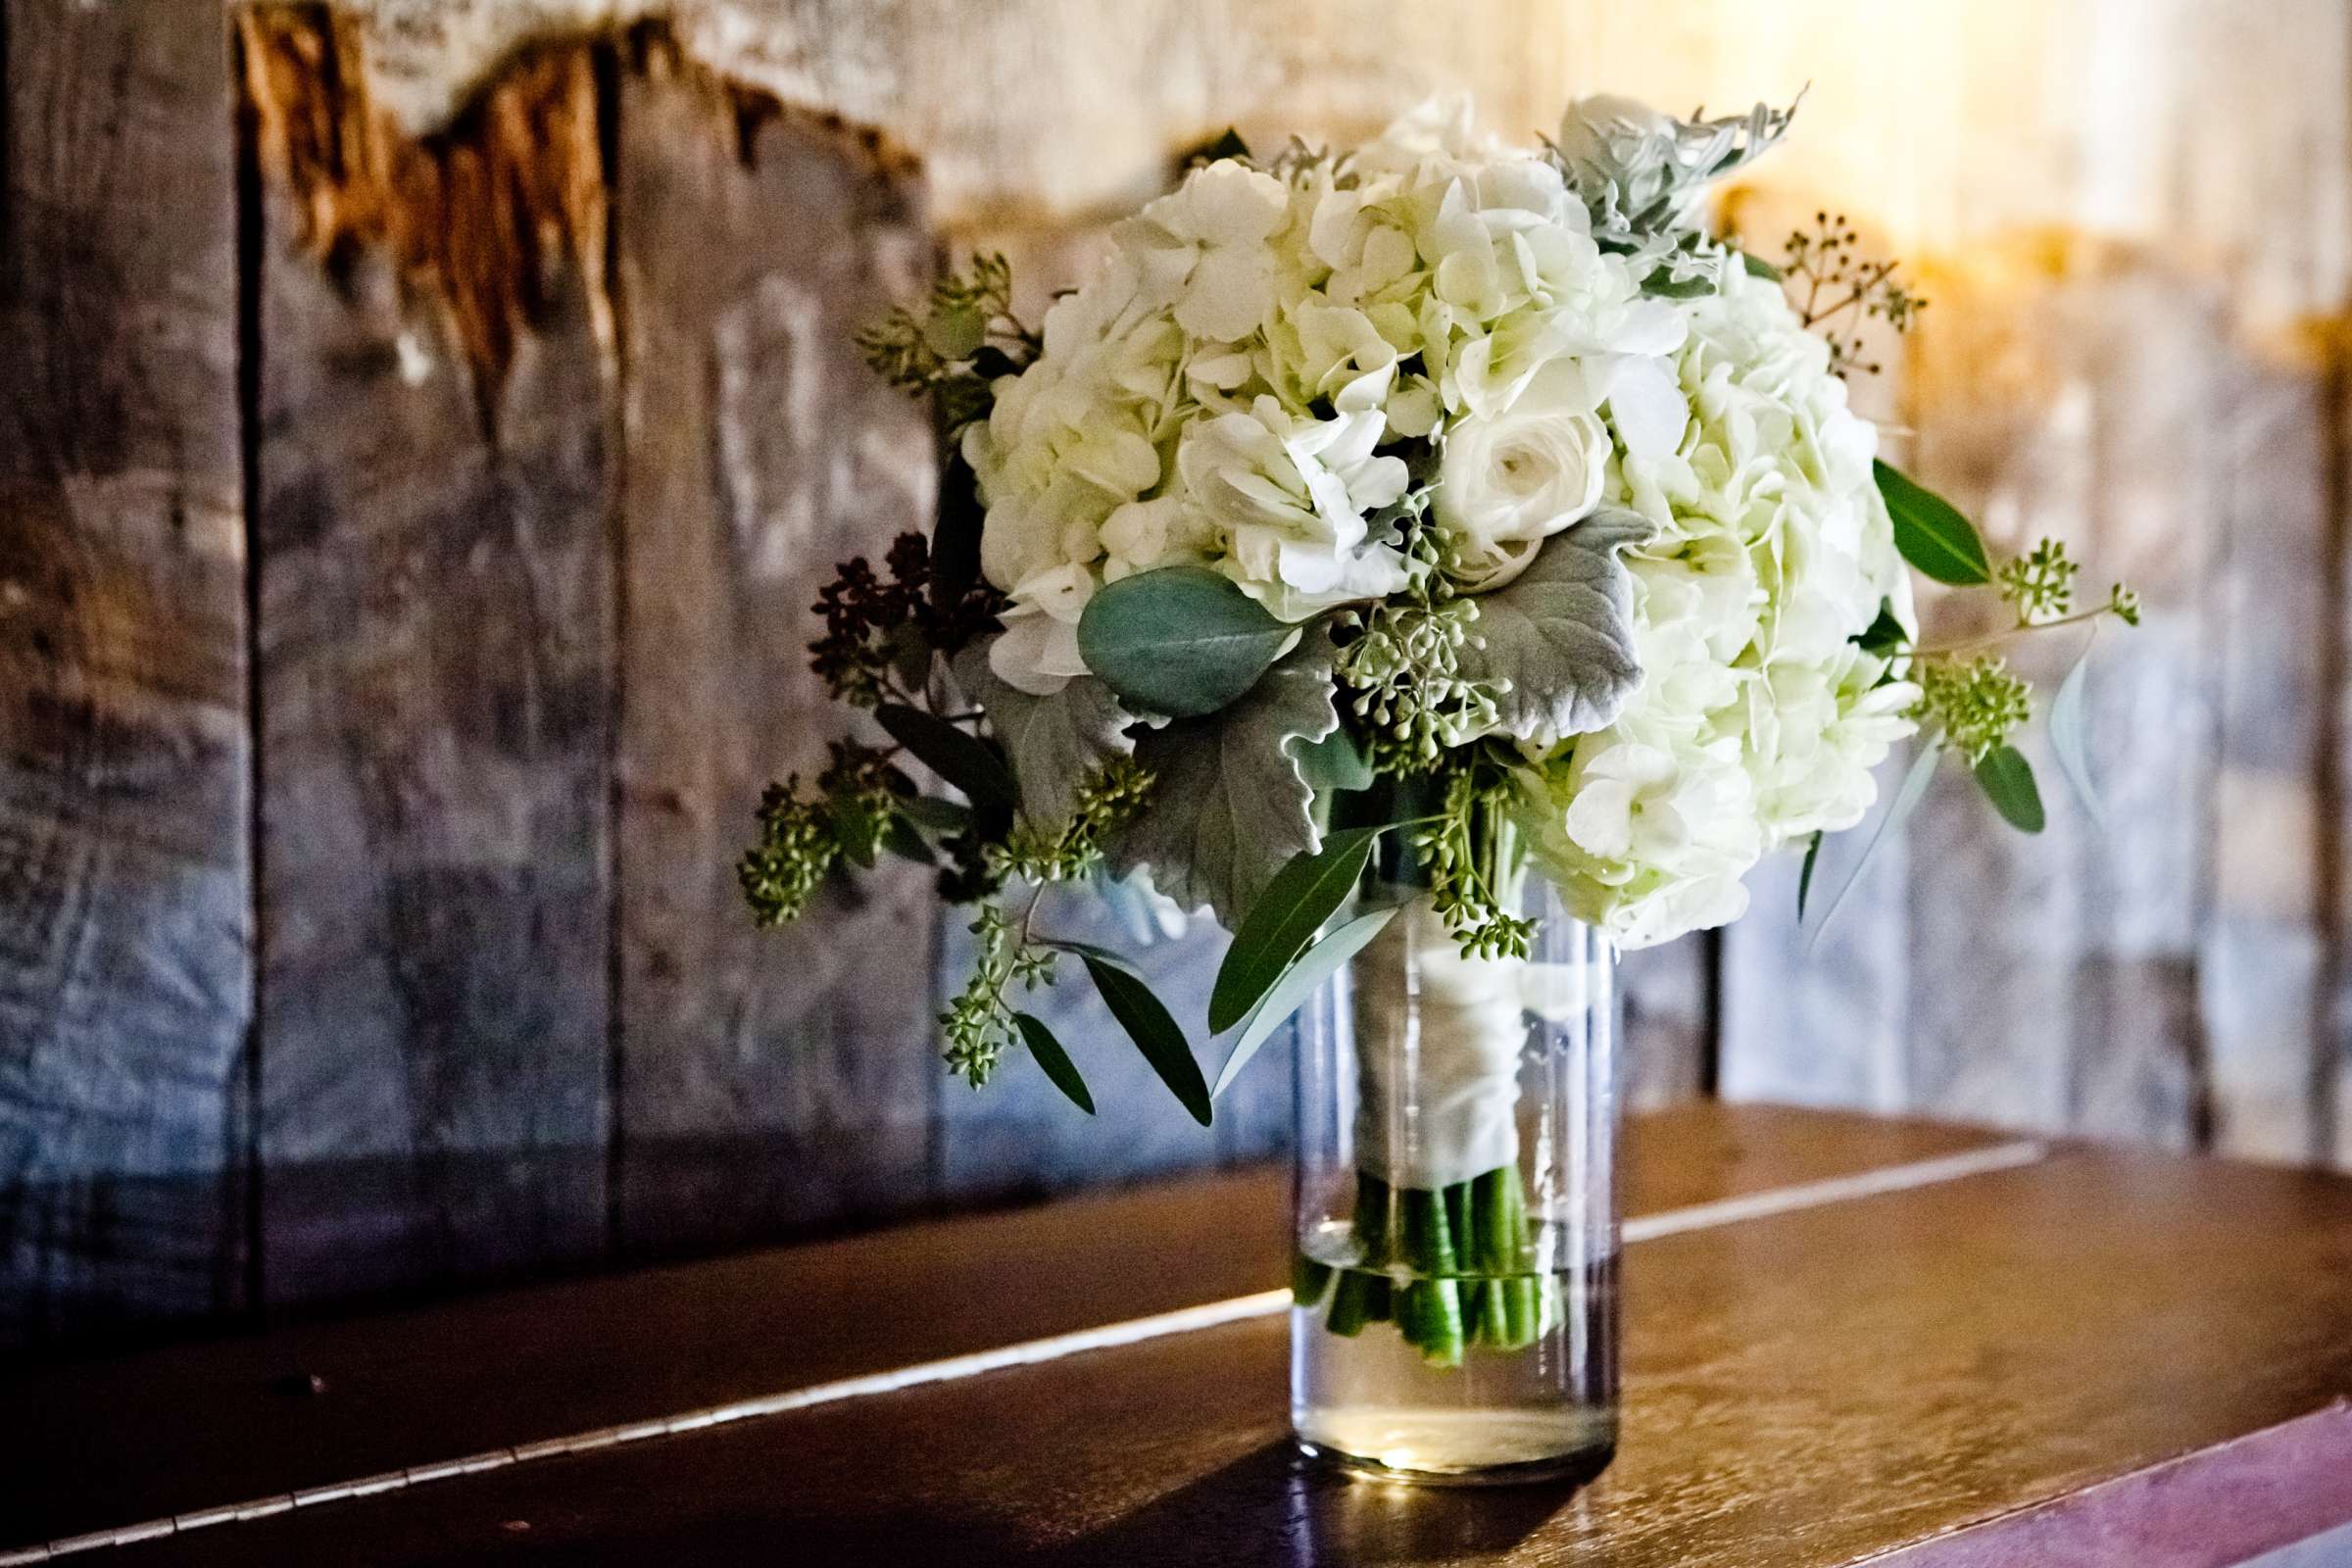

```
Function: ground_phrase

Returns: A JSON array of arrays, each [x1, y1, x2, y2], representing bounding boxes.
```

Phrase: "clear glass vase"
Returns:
[[1289, 871, 1620, 1486]]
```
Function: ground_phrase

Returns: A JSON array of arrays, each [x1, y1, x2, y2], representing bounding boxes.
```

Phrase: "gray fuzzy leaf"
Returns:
[[1455, 508, 1653, 745], [954, 642, 1136, 826], [1110, 633, 1340, 928]]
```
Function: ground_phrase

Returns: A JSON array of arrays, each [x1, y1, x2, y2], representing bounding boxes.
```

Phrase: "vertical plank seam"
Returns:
[[230, 4, 271, 1327], [2317, 326, 2351, 1166], [595, 35, 631, 1261], [2186, 353, 2238, 1155]]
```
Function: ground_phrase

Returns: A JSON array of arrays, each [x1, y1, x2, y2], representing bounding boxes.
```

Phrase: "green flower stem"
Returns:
[[1292, 1253, 1335, 1309], [1306, 1162, 1544, 1364]]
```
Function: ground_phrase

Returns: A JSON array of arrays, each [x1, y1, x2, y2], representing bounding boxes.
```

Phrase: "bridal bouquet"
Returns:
[[744, 96, 2133, 1365]]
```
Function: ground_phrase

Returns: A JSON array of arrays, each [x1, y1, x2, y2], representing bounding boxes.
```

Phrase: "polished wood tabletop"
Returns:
[[6, 1103, 2350, 1566]]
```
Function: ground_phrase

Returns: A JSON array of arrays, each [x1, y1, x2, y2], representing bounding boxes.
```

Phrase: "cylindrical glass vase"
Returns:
[[1289, 873, 1619, 1486]]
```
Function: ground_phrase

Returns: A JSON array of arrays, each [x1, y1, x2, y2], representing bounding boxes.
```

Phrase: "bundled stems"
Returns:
[[1295, 1166, 1551, 1365]]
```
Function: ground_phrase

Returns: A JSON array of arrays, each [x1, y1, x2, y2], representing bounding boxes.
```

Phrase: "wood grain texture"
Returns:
[[245, 15, 617, 1307], [0, 1104, 1998, 1549], [609, 35, 940, 1259], [0, 0, 251, 1348], [86, 1137, 2352, 1567]]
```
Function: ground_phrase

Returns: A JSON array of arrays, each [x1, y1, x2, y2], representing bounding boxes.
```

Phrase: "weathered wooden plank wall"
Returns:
[[1, 0, 2347, 1350], [241, 16, 621, 1306], [0, 1, 253, 1343]]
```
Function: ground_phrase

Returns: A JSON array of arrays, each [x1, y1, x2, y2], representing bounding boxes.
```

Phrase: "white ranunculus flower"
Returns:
[[1434, 395, 1610, 592]]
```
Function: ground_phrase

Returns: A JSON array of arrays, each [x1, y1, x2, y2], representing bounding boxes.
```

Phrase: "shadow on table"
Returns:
[[1036, 1439, 1577, 1567]]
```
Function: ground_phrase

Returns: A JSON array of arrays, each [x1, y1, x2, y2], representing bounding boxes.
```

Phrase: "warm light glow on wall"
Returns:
[[1541, 0, 2348, 318]]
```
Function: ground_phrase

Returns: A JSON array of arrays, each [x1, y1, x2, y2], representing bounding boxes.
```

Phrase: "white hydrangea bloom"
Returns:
[[1517, 267, 1916, 947], [963, 101, 1696, 686], [957, 99, 1912, 938]]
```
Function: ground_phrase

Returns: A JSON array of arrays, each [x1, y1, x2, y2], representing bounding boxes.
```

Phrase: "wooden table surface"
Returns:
[[5, 1103, 2350, 1566]]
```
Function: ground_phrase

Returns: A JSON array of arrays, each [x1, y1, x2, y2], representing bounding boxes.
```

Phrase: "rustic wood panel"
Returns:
[[609, 37, 942, 1258], [0, 0, 251, 1348], [2205, 347, 2339, 1162], [0, 1104, 1999, 1550], [242, 14, 618, 1307]]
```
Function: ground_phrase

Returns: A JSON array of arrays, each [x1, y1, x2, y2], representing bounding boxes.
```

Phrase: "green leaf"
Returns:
[[952, 643, 1135, 825], [899, 796, 973, 834], [1293, 726, 1374, 793], [1795, 831, 1824, 920], [1740, 250, 1784, 280], [1213, 906, 1398, 1098], [1642, 270, 1716, 299], [1807, 738, 1942, 952], [1450, 509, 1653, 744], [1208, 827, 1383, 1034], [1111, 634, 1340, 926], [1189, 126, 1253, 165], [1076, 565, 1297, 719], [2047, 628, 2104, 830], [1974, 743, 2046, 833], [874, 704, 1019, 816], [1876, 461, 1992, 586], [1081, 954, 1211, 1126], [1012, 1011, 1094, 1115], [1852, 598, 1908, 658], [928, 454, 985, 607], [881, 816, 935, 865]]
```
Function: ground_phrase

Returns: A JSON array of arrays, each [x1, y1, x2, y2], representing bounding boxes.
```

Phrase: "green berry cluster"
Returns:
[[855, 253, 1016, 396], [1996, 537, 2080, 624], [987, 757, 1156, 886], [941, 899, 1060, 1089], [1912, 656, 2033, 765], [1410, 766, 1536, 960]]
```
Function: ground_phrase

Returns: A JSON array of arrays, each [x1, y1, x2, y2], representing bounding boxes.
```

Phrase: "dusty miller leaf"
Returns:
[[954, 641, 1136, 826], [1452, 508, 1653, 745], [1110, 633, 1340, 928]]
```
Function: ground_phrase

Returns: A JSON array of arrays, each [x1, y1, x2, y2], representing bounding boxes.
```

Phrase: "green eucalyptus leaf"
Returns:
[[2047, 629, 2104, 830], [1208, 826, 1384, 1034], [1081, 954, 1211, 1126], [1213, 906, 1398, 1099], [1012, 1011, 1095, 1115], [1451, 509, 1653, 745], [1740, 250, 1784, 280], [1974, 743, 2046, 834], [1293, 726, 1375, 793], [874, 703, 1020, 816], [1075, 565, 1298, 719], [1111, 634, 1341, 926], [1876, 461, 1992, 586], [1807, 738, 1942, 952]]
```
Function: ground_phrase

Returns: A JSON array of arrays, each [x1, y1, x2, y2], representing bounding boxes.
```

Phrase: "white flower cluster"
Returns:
[[963, 100, 1685, 691], [962, 97, 1915, 949], [1517, 265, 1917, 947]]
